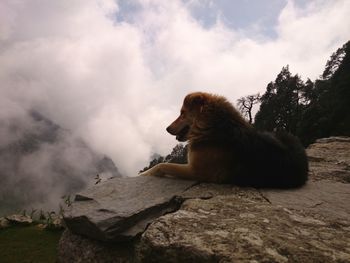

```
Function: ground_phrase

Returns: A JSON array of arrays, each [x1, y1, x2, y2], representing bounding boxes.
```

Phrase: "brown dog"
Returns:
[[140, 92, 308, 188]]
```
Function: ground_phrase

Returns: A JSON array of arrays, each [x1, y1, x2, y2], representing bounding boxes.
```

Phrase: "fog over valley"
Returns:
[[0, 110, 121, 215]]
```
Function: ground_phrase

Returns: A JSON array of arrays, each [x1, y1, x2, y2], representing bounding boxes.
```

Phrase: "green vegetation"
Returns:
[[253, 41, 350, 146], [140, 143, 188, 172], [0, 225, 63, 263]]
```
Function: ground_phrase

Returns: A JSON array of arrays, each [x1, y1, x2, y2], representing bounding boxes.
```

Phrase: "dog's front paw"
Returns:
[[139, 164, 165, 177], [139, 170, 152, 177]]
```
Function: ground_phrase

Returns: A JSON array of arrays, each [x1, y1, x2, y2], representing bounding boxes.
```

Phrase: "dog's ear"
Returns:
[[184, 92, 207, 109]]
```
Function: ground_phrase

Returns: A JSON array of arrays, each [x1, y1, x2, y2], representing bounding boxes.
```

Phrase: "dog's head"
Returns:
[[166, 92, 207, 142]]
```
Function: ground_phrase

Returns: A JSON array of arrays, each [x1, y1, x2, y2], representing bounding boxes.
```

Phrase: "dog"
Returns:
[[140, 92, 308, 188]]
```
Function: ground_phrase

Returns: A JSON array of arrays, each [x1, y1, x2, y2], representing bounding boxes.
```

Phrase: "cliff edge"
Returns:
[[58, 137, 350, 262]]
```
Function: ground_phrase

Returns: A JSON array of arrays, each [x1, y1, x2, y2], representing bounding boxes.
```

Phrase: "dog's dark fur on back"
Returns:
[[140, 92, 308, 188], [227, 130, 308, 188]]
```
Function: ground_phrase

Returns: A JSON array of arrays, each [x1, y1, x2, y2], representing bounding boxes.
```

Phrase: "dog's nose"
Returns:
[[166, 126, 171, 133]]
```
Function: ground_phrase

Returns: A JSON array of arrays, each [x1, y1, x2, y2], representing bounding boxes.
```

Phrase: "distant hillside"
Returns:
[[0, 110, 122, 216]]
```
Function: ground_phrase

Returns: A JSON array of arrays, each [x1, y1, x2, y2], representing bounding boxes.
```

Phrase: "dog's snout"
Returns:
[[167, 126, 176, 135], [166, 125, 176, 135]]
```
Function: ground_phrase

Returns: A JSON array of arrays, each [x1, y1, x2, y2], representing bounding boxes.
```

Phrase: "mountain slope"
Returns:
[[0, 110, 122, 216]]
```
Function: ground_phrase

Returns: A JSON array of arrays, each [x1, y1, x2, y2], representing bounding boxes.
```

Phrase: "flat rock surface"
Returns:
[[59, 137, 350, 262], [307, 136, 350, 183], [139, 195, 350, 263], [5, 214, 33, 225], [63, 176, 196, 241], [261, 180, 350, 222]]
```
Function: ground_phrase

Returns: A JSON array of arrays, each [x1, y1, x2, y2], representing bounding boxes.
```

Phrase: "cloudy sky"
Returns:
[[1, 0, 350, 176]]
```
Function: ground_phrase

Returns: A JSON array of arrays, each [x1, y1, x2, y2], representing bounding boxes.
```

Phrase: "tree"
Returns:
[[254, 82, 278, 131], [297, 41, 350, 144], [299, 78, 314, 105], [322, 43, 347, 80], [319, 41, 350, 135], [164, 144, 187, 164], [254, 41, 350, 146], [254, 65, 304, 134], [327, 41, 350, 135], [140, 144, 187, 173], [237, 93, 260, 124]]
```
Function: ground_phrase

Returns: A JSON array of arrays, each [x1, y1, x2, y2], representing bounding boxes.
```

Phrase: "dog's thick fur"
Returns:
[[140, 92, 308, 188]]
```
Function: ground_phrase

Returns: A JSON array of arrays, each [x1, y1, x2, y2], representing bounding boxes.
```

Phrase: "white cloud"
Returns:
[[0, 0, 349, 179]]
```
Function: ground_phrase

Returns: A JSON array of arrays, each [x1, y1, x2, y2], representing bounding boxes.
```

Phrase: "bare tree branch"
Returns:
[[237, 93, 260, 124]]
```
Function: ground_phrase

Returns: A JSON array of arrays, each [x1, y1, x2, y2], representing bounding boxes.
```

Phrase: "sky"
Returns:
[[0, 0, 350, 178]]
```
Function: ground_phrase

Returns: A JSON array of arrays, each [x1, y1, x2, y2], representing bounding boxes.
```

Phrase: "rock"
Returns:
[[36, 224, 47, 230], [307, 136, 350, 183], [138, 195, 350, 263], [0, 217, 10, 228], [261, 180, 350, 222], [5, 214, 33, 225], [45, 217, 64, 230], [58, 229, 134, 263], [314, 136, 350, 144], [63, 176, 197, 241], [58, 137, 350, 263]]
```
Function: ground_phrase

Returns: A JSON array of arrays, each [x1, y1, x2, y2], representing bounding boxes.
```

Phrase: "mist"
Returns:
[[0, 0, 349, 213]]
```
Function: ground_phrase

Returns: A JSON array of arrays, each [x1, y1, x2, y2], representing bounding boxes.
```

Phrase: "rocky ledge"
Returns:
[[58, 137, 350, 262]]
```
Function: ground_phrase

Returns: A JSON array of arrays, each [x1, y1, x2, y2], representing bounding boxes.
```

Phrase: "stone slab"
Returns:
[[63, 176, 197, 241], [139, 195, 350, 263], [261, 180, 350, 222]]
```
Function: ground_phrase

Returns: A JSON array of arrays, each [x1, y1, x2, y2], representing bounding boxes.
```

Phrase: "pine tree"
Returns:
[[298, 41, 350, 144], [140, 144, 187, 173], [254, 66, 304, 134], [323, 41, 350, 135], [322, 43, 347, 80]]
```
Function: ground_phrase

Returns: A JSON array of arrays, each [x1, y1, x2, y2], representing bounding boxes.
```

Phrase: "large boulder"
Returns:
[[139, 194, 350, 263], [63, 176, 197, 241], [58, 137, 350, 262]]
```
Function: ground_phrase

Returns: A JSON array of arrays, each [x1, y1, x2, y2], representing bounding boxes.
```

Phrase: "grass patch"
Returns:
[[0, 225, 63, 263]]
